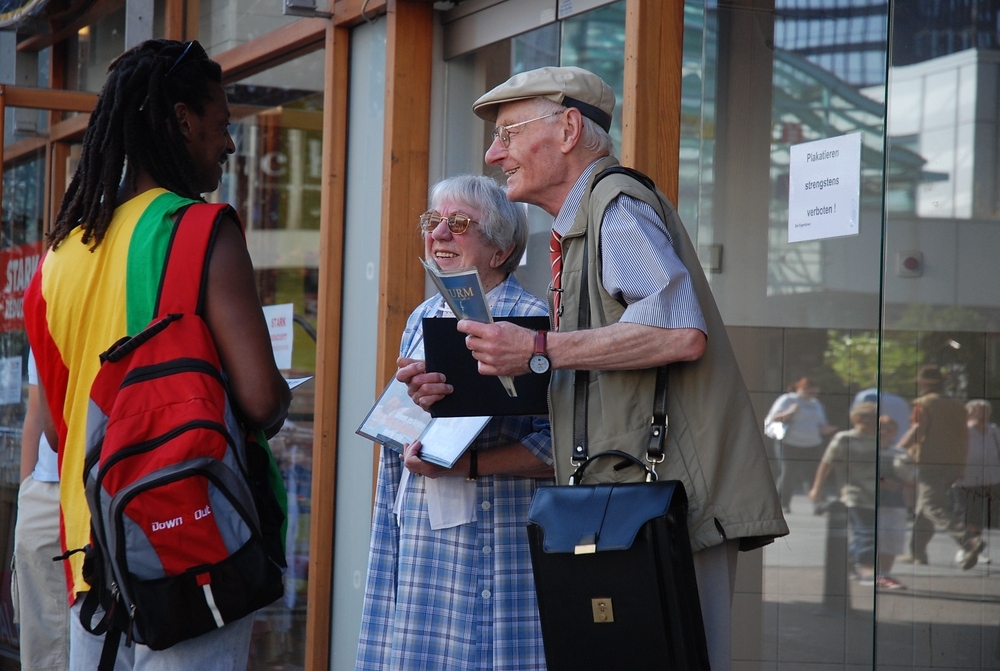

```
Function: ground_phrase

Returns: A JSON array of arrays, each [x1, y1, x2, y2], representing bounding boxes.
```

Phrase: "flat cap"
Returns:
[[473, 66, 615, 132]]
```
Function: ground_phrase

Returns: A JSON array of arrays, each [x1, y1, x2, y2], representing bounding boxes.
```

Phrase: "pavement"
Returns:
[[736, 494, 1000, 670]]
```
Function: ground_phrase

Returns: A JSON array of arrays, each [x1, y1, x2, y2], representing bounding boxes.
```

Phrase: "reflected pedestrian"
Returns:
[[898, 365, 980, 568], [764, 377, 837, 513], [952, 400, 1000, 566]]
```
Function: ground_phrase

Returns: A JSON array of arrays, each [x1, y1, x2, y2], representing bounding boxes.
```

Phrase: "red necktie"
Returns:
[[549, 230, 563, 330]]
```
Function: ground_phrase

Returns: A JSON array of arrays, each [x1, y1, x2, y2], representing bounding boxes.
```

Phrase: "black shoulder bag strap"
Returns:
[[571, 165, 669, 477]]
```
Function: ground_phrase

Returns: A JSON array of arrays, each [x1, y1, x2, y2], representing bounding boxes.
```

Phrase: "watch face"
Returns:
[[529, 354, 550, 374]]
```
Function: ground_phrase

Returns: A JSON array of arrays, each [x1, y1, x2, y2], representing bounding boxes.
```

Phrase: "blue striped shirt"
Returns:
[[553, 160, 707, 333], [356, 274, 552, 671]]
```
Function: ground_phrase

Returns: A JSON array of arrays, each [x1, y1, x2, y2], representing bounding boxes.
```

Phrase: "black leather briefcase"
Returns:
[[526, 451, 710, 671]]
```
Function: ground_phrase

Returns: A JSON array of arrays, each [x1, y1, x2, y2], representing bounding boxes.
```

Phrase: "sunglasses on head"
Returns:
[[165, 41, 208, 78]]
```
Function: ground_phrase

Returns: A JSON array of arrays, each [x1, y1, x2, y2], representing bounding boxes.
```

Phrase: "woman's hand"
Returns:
[[403, 440, 455, 479], [396, 356, 453, 411]]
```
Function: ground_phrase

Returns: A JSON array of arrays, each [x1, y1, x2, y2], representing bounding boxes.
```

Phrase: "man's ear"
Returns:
[[559, 107, 584, 154], [174, 102, 193, 140]]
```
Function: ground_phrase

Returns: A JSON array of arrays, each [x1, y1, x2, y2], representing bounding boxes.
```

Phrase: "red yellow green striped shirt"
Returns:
[[25, 188, 196, 600]]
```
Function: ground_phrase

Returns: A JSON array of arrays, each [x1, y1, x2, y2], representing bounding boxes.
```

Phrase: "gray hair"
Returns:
[[966, 399, 992, 421], [428, 174, 528, 276], [531, 97, 615, 158]]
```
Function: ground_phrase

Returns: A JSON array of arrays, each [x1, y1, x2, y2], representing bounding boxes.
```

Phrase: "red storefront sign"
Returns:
[[0, 242, 43, 333]]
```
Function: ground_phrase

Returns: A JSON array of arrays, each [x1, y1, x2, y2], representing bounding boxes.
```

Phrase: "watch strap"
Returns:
[[534, 329, 548, 356]]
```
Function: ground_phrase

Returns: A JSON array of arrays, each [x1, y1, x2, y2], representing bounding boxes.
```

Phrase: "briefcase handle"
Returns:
[[568, 449, 657, 485]]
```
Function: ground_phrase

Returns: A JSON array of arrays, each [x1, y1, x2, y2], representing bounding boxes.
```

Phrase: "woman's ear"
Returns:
[[491, 245, 515, 269]]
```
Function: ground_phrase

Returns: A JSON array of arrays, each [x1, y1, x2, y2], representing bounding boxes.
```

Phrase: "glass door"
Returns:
[[208, 49, 324, 671], [2, 90, 86, 663], [877, 3, 1000, 666]]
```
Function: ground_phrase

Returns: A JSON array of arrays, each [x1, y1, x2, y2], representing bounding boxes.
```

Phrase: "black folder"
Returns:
[[422, 316, 551, 417]]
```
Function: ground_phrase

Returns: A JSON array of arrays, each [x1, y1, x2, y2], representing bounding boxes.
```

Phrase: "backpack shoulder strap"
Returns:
[[593, 165, 657, 194], [154, 203, 239, 318]]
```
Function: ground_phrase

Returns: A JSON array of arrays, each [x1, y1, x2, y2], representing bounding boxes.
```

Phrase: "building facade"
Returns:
[[2, 0, 1000, 669]]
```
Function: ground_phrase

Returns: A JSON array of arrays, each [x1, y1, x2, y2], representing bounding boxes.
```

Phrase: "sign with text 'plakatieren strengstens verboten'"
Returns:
[[787, 132, 862, 243]]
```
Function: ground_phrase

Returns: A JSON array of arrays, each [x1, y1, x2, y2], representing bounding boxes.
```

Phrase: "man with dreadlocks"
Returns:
[[23, 39, 291, 669]]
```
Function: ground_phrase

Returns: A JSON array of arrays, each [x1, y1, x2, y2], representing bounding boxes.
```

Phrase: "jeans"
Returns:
[[776, 442, 824, 509], [70, 599, 254, 671], [848, 506, 876, 567]]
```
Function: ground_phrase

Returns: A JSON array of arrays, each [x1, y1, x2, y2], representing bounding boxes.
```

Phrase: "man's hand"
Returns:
[[456, 320, 535, 377], [458, 320, 706, 376], [396, 356, 453, 411]]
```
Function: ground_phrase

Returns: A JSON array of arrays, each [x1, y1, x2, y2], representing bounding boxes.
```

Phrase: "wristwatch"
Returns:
[[529, 330, 551, 374]]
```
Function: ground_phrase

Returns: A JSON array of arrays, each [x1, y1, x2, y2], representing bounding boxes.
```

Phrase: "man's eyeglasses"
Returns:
[[491, 110, 565, 147], [165, 41, 208, 78], [419, 210, 479, 235]]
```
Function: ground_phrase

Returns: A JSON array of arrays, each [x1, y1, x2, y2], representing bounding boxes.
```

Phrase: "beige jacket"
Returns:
[[549, 157, 788, 552]]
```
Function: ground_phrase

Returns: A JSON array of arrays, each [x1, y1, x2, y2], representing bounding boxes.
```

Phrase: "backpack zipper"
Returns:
[[106, 460, 262, 625], [120, 358, 224, 389]]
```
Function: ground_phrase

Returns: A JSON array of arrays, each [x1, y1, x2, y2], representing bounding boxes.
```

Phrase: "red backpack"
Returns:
[[78, 203, 285, 664]]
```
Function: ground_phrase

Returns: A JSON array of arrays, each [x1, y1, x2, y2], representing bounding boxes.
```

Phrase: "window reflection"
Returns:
[[0, 148, 45, 660], [209, 50, 322, 671], [695, 0, 999, 667]]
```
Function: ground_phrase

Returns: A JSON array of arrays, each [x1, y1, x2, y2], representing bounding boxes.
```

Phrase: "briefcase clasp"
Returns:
[[575, 532, 597, 554], [591, 598, 614, 623]]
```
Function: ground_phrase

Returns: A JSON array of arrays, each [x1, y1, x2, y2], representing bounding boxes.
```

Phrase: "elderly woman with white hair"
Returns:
[[356, 174, 553, 671]]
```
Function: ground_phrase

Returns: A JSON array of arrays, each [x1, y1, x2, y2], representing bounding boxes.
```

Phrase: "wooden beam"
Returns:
[[47, 115, 89, 230], [49, 142, 74, 232], [2, 135, 47, 163], [377, 0, 433, 391], [621, 0, 683, 204], [214, 18, 327, 85], [187, 0, 201, 40], [164, 0, 186, 40], [47, 40, 67, 129], [334, 0, 388, 27], [49, 113, 90, 143], [303, 22, 349, 671], [0, 86, 96, 113], [47, 41, 69, 233]]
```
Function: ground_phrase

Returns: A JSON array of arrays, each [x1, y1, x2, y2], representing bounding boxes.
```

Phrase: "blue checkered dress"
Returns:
[[356, 275, 552, 671]]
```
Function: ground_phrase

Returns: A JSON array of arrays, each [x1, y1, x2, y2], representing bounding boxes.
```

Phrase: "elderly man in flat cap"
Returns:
[[405, 65, 788, 670]]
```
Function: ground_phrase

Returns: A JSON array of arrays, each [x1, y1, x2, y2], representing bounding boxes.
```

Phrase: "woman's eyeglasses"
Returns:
[[419, 210, 479, 235], [165, 41, 208, 78]]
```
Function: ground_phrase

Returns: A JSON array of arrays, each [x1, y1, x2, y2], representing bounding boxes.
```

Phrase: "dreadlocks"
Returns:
[[47, 39, 224, 250]]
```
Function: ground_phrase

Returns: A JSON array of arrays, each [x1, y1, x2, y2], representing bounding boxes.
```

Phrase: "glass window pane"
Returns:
[[200, 0, 302, 54], [880, 2, 1000, 666], [0, 147, 45, 660], [693, 0, 891, 666], [209, 49, 323, 671], [63, 8, 126, 93]]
